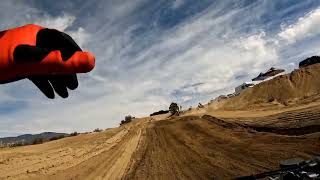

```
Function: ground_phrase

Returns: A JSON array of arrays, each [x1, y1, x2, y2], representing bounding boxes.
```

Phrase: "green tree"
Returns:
[[94, 128, 102, 132], [169, 102, 180, 115], [70, 132, 78, 136], [120, 115, 134, 126]]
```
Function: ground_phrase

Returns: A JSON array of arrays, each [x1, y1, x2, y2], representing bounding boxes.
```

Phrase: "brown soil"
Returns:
[[0, 104, 319, 179], [124, 109, 320, 179], [216, 64, 320, 110], [0, 65, 320, 179]]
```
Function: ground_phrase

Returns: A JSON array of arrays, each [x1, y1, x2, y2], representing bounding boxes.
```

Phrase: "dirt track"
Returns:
[[124, 115, 319, 179], [0, 118, 148, 180], [0, 105, 319, 179]]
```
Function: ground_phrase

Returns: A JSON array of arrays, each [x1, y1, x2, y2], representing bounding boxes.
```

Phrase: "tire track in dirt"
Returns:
[[0, 108, 319, 179], [219, 105, 320, 135], [0, 130, 112, 179], [0, 118, 148, 180], [124, 115, 320, 179], [32, 119, 147, 180]]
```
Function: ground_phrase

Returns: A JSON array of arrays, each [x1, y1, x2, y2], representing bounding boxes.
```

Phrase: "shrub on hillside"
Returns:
[[94, 128, 103, 132], [120, 115, 135, 126], [10, 142, 25, 147], [150, 110, 169, 116], [125, 115, 135, 121], [169, 102, 180, 115], [70, 132, 78, 136]]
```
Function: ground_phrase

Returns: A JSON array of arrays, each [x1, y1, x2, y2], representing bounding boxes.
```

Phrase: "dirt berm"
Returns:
[[0, 106, 319, 179], [217, 64, 320, 110], [0, 64, 320, 179]]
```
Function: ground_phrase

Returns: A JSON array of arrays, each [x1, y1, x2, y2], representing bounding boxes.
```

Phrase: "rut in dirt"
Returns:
[[123, 114, 320, 179]]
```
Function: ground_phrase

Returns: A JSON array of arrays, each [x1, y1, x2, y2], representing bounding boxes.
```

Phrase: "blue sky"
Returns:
[[0, 0, 320, 137]]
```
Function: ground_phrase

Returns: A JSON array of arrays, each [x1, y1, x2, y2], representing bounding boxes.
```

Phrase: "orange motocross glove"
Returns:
[[0, 24, 95, 99]]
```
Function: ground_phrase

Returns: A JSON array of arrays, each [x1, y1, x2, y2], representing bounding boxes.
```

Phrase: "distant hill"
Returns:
[[0, 132, 68, 146], [216, 64, 320, 110]]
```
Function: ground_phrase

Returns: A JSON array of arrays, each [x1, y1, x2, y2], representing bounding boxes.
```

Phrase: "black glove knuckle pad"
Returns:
[[13, 28, 81, 99]]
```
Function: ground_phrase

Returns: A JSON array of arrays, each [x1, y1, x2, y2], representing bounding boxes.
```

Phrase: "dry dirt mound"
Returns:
[[220, 105, 320, 136], [124, 114, 319, 179], [0, 117, 149, 180], [0, 107, 319, 179], [218, 64, 320, 110]]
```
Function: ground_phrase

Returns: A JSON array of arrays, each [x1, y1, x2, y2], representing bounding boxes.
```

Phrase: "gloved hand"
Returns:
[[0, 24, 95, 99]]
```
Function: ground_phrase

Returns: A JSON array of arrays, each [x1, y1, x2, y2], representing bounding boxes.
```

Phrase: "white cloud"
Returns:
[[238, 32, 268, 57], [34, 14, 91, 48], [172, 0, 184, 9], [278, 8, 320, 44], [34, 14, 75, 31], [67, 27, 91, 49], [233, 32, 278, 68], [181, 96, 192, 102], [288, 62, 296, 67], [1, 1, 320, 136]]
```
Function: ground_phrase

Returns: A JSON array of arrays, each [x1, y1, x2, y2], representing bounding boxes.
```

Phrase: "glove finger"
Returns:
[[65, 74, 78, 90], [29, 76, 55, 99], [36, 28, 82, 61], [36, 51, 95, 74], [33, 29, 80, 90], [13, 49, 94, 75], [36, 28, 81, 89], [12, 29, 95, 75], [48, 74, 78, 90], [49, 76, 69, 98]]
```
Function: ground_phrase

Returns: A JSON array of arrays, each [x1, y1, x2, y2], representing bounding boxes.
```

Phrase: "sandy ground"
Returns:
[[217, 64, 320, 110], [0, 118, 148, 180], [0, 102, 319, 179]]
